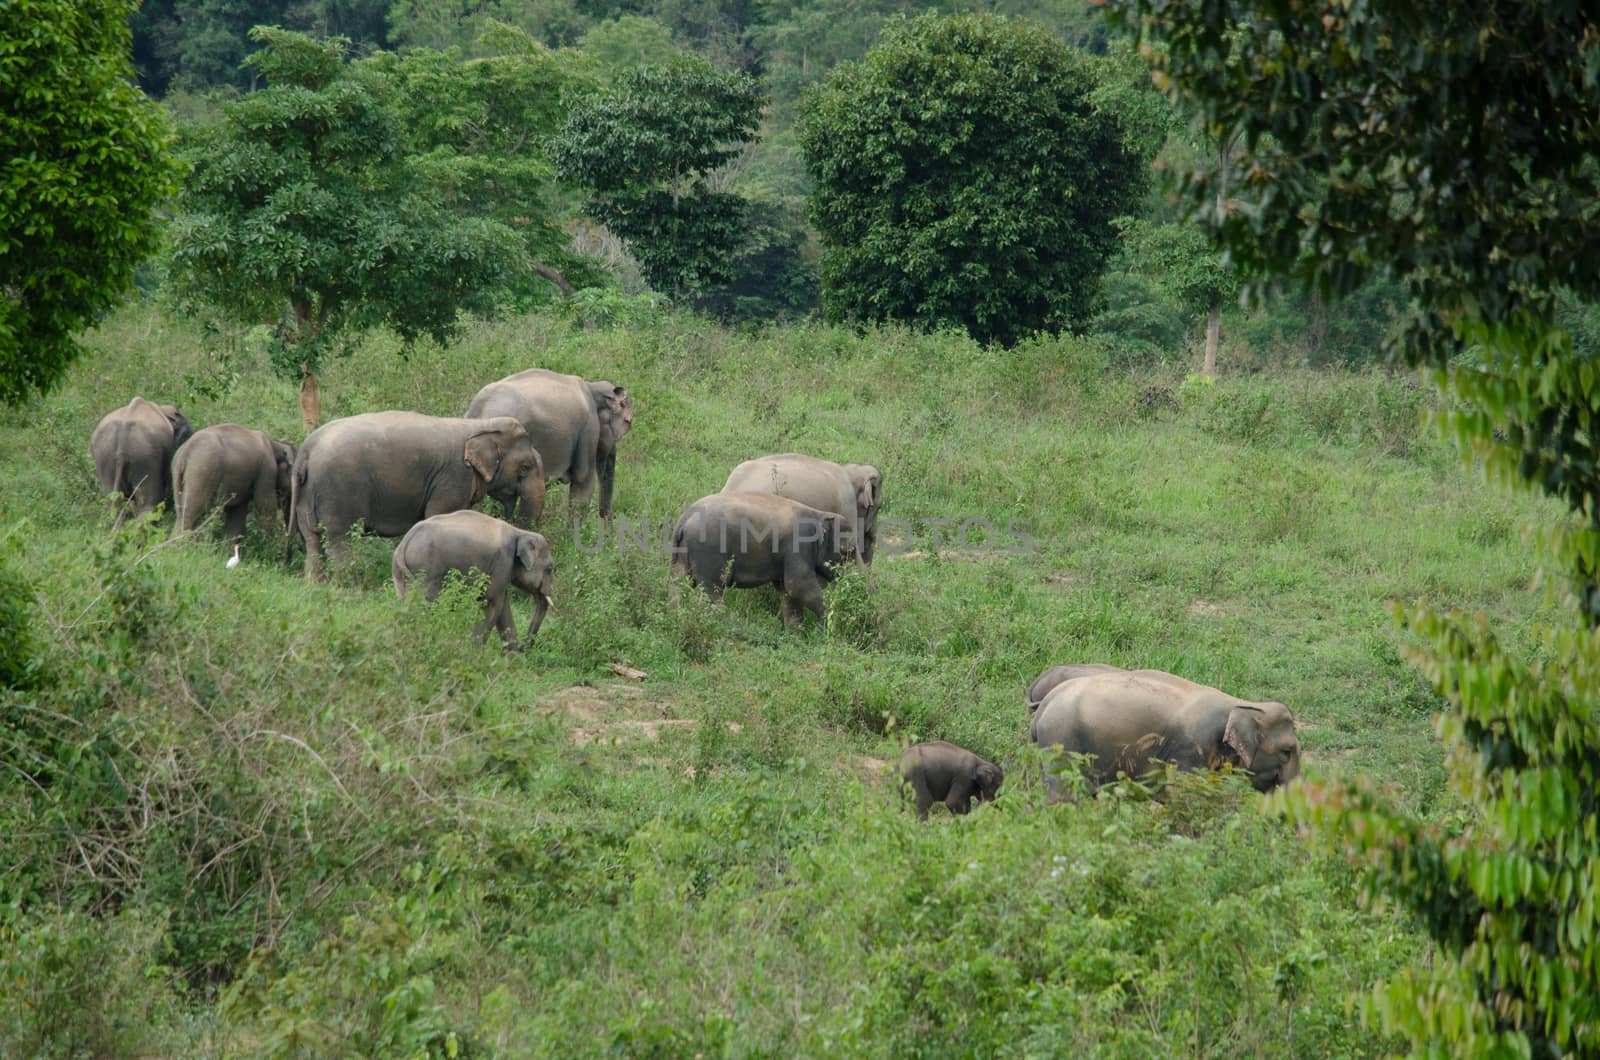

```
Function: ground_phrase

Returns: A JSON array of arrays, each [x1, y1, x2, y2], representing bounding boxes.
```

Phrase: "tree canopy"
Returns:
[[169, 27, 522, 432], [1, 0, 178, 406], [797, 13, 1150, 345], [551, 54, 766, 298]]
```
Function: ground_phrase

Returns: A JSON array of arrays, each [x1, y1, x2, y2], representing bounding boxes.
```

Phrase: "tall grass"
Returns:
[[0, 300, 1557, 1055]]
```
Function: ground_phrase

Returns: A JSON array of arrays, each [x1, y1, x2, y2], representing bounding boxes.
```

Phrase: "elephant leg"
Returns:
[[909, 776, 935, 820], [943, 776, 976, 816], [130, 463, 162, 516], [568, 472, 596, 519], [222, 502, 249, 545], [489, 594, 520, 649], [783, 565, 827, 628], [780, 593, 804, 628]]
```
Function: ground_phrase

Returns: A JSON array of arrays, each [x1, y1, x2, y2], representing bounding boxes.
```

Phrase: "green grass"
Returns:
[[0, 301, 1561, 1056]]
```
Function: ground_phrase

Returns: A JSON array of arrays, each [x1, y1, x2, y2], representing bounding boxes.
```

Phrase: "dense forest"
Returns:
[[5, 0, 1600, 1055]]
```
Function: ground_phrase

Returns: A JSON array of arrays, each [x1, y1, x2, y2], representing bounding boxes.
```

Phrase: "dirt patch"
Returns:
[[1187, 599, 1226, 616], [571, 719, 699, 747], [852, 754, 893, 785]]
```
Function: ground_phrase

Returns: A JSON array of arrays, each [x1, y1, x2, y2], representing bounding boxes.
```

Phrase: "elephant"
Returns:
[[90, 397, 195, 516], [722, 453, 883, 564], [288, 411, 545, 581], [392, 510, 555, 649], [898, 741, 1004, 819], [669, 492, 847, 627], [464, 369, 633, 523], [1030, 667, 1302, 794], [1025, 663, 1127, 717], [172, 424, 295, 544]]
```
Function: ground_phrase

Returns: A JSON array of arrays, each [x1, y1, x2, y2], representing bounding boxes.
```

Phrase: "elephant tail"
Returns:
[[284, 459, 307, 564]]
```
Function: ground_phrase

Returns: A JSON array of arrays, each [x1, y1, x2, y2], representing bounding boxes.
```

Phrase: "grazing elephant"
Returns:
[[722, 453, 883, 564], [899, 741, 1004, 819], [90, 397, 195, 516], [173, 424, 295, 544], [1024, 663, 1127, 717], [288, 411, 545, 581], [464, 369, 633, 522], [669, 492, 847, 627], [1031, 668, 1302, 794], [393, 511, 555, 649]]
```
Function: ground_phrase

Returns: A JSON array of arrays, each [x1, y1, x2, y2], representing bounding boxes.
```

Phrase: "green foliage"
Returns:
[[168, 27, 522, 419], [0, 0, 179, 406], [551, 54, 767, 297], [695, 194, 820, 322], [362, 25, 605, 306], [1120, 0, 1600, 1053], [797, 13, 1151, 346], [0, 910, 181, 1059]]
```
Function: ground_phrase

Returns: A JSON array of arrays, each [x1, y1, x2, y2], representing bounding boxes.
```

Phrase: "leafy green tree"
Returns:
[[695, 194, 819, 322], [1, 0, 179, 406], [170, 27, 521, 432], [364, 23, 603, 304], [551, 55, 766, 298], [576, 14, 684, 74], [1117, 0, 1600, 1052], [796, 13, 1150, 346]]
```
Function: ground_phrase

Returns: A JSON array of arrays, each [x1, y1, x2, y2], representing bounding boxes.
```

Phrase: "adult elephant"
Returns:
[[173, 424, 295, 544], [393, 511, 555, 650], [1024, 663, 1127, 717], [670, 492, 847, 627], [1030, 667, 1301, 794], [722, 453, 883, 564], [90, 397, 195, 516], [288, 412, 544, 581], [464, 369, 633, 523]]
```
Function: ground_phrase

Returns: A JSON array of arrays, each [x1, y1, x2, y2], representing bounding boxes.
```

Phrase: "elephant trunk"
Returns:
[[597, 450, 616, 520], [526, 584, 552, 642]]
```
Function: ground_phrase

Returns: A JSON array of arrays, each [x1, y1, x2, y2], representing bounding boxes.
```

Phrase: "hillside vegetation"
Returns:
[[0, 302, 1557, 1055]]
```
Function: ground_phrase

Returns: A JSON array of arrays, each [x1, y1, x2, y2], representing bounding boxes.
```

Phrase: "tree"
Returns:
[[796, 13, 1150, 346], [1115, 0, 1600, 1052], [0, 0, 179, 406], [364, 23, 604, 305], [170, 27, 521, 433], [551, 54, 766, 298]]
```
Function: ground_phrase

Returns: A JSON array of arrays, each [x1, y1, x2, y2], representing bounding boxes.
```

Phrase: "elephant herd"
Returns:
[[89, 370, 1302, 811]]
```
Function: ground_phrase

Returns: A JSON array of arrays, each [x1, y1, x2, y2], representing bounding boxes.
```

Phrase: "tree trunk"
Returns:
[[531, 261, 577, 298], [299, 365, 320, 435], [1203, 304, 1221, 375]]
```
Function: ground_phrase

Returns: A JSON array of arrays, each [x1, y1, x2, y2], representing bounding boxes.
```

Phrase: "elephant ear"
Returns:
[[163, 407, 195, 447], [272, 441, 296, 473], [464, 430, 505, 483], [850, 466, 883, 513], [1221, 706, 1264, 769], [606, 385, 633, 441], [515, 533, 538, 570]]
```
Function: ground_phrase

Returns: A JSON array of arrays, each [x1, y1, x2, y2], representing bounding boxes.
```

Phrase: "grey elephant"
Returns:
[[1024, 663, 1127, 717], [393, 511, 555, 649], [464, 368, 633, 522], [90, 397, 195, 516], [1030, 666, 1301, 794], [288, 411, 545, 580], [172, 424, 295, 544], [722, 453, 883, 564], [669, 492, 846, 627], [898, 741, 1004, 819]]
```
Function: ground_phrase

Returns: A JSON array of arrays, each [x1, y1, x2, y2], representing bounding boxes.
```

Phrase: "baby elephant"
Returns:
[[392, 511, 555, 650], [899, 741, 1004, 819]]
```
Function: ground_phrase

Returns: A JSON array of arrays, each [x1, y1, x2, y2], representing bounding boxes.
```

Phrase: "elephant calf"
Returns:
[[1030, 666, 1302, 794], [90, 397, 195, 516], [670, 492, 847, 628], [392, 510, 555, 650], [899, 741, 1004, 819], [173, 424, 295, 545]]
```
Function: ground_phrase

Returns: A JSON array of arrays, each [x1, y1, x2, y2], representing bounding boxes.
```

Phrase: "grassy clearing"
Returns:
[[0, 301, 1559, 1055]]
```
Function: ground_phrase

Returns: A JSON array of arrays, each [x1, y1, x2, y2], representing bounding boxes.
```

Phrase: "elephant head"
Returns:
[[587, 381, 634, 455], [467, 419, 546, 526], [160, 405, 195, 448], [843, 463, 883, 562], [272, 441, 297, 525], [818, 511, 849, 573], [973, 759, 1004, 803], [510, 530, 555, 641], [1218, 701, 1301, 792]]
